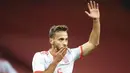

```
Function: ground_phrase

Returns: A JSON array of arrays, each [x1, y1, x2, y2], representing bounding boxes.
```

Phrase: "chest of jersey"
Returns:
[[44, 52, 75, 73]]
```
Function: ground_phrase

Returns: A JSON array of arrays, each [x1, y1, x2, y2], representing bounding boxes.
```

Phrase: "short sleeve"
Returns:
[[70, 46, 83, 61], [32, 52, 46, 72]]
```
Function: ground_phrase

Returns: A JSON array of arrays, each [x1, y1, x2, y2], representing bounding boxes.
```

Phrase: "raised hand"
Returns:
[[85, 1, 100, 19]]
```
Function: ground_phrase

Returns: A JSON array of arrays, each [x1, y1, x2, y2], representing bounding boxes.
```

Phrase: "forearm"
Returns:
[[35, 62, 58, 73], [81, 18, 100, 56], [88, 18, 100, 46], [44, 62, 58, 73]]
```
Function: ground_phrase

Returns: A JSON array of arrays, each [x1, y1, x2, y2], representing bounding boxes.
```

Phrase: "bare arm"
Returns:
[[82, 1, 100, 56]]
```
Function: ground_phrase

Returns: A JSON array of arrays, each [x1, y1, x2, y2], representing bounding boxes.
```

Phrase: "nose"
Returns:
[[63, 41, 67, 48]]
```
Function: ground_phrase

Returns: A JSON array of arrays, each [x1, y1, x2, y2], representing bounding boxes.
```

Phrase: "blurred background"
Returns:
[[0, 0, 130, 73]]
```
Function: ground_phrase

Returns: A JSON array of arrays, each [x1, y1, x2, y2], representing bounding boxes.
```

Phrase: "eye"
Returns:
[[59, 38, 64, 41], [66, 38, 68, 41]]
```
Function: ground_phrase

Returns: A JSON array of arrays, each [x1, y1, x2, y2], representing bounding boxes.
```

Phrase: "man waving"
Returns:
[[32, 1, 100, 73]]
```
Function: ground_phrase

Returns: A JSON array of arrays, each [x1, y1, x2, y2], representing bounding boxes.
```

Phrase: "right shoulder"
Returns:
[[32, 51, 49, 66], [33, 51, 49, 58]]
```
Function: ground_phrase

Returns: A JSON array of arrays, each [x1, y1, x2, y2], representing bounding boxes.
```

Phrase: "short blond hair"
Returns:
[[49, 25, 68, 38]]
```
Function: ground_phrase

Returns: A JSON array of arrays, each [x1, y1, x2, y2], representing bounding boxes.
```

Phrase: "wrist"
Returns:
[[52, 61, 59, 65], [93, 18, 100, 20]]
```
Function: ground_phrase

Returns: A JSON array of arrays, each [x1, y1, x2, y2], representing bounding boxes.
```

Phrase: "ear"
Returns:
[[49, 38, 53, 45]]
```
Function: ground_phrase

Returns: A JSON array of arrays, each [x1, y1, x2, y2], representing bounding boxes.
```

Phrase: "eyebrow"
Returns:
[[59, 37, 68, 40]]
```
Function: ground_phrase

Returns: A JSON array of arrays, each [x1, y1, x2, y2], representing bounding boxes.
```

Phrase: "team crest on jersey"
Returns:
[[63, 56, 69, 63]]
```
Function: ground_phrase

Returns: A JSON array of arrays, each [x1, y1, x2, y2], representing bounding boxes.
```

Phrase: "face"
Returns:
[[50, 31, 68, 50]]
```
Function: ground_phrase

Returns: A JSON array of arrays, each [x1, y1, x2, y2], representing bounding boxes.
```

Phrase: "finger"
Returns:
[[96, 3, 99, 9], [61, 49, 67, 57], [93, 1, 96, 9], [88, 3, 91, 10], [61, 48, 67, 54], [90, 0, 93, 9], [85, 11, 90, 16], [57, 48, 64, 54], [62, 48, 67, 53], [57, 48, 66, 57]]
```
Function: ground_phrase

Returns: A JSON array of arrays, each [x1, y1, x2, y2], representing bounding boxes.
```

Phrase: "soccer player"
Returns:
[[32, 1, 100, 73]]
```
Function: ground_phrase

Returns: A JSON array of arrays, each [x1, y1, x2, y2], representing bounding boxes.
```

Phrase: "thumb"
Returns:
[[85, 11, 90, 16]]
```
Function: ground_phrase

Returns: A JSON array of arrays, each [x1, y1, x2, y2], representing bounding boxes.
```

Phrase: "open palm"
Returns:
[[85, 1, 100, 19]]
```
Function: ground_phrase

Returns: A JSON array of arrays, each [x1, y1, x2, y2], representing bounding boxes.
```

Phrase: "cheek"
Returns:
[[56, 41, 62, 46], [54, 42, 62, 49], [54, 41, 61, 46]]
